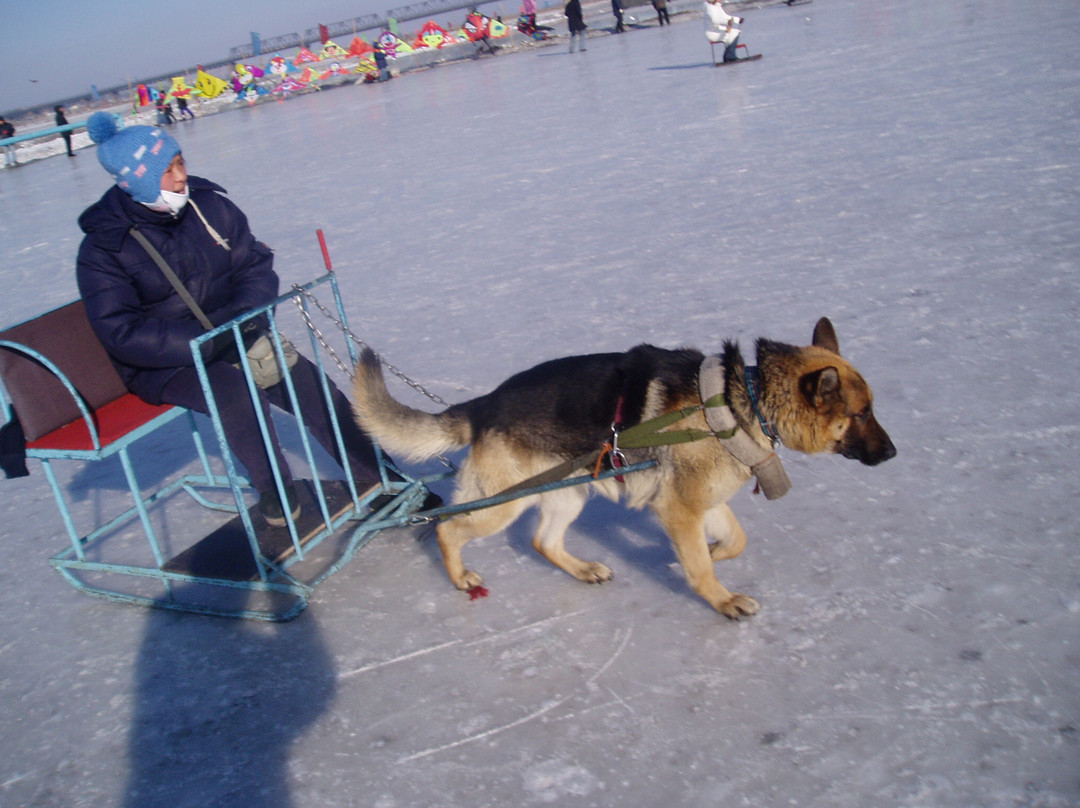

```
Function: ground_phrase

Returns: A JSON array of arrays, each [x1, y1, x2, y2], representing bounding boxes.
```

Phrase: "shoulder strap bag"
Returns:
[[129, 228, 298, 389]]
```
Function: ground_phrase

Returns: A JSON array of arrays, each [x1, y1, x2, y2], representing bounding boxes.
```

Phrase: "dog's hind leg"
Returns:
[[705, 503, 748, 561], [532, 487, 612, 583], [655, 496, 759, 618], [435, 442, 533, 591], [437, 498, 529, 591]]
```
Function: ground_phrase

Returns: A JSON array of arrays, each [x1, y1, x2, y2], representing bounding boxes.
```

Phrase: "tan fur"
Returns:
[[351, 356, 472, 462], [353, 319, 893, 618]]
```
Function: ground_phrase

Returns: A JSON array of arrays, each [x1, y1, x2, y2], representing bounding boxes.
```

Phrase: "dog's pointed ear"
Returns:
[[812, 317, 840, 355], [800, 366, 841, 408]]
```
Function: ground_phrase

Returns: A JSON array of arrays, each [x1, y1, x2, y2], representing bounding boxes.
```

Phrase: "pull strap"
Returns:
[[128, 228, 213, 330], [480, 397, 720, 503]]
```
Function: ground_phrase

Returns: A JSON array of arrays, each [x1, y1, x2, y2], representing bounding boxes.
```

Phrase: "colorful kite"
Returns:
[[169, 76, 195, 97], [237, 83, 269, 104], [195, 68, 230, 99], [355, 56, 379, 78], [232, 63, 266, 96], [319, 61, 352, 80], [272, 77, 312, 95], [293, 47, 319, 65], [414, 21, 455, 50], [347, 37, 374, 58], [268, 56, 297, 77], [319, 40, 348, 59], [376, 30, 415, 58]]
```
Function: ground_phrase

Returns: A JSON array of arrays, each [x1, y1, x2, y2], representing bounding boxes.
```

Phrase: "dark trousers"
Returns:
[[160, 355, 382, 494], [656, 6, 669, 24], [724, 36, 741, 62]]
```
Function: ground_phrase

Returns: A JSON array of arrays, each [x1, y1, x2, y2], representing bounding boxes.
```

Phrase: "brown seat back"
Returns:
[[0, 301, 130, 441]]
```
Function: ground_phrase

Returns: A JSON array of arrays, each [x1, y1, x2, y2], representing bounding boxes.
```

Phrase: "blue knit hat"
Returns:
[[87, 111, 180, 203]]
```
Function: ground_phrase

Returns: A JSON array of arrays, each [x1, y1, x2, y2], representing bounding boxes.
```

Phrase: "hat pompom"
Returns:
[[87, 111, 118, 144]]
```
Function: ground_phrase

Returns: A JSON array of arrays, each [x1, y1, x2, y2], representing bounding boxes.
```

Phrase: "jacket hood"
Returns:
[[77, 175, 228, 252]]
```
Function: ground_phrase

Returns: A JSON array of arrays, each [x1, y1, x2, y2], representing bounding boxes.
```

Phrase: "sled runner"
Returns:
[[713, 53, 763, 66], [711, 42, 762, 66]]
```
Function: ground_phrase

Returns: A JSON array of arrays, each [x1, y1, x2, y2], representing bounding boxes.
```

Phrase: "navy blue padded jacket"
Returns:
[[76, 176, 277, 403]]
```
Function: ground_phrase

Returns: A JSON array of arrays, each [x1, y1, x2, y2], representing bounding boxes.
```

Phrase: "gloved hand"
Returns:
[[201, 332, 242, 364], [238, 320, 267, 350]]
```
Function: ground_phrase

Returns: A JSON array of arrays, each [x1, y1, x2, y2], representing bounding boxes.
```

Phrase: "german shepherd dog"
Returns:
[[352, 318, 895, 617]]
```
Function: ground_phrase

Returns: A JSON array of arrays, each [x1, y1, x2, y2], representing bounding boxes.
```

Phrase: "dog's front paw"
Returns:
[[717, 593, 760, 619], [453, 569, 485, 591], [577, 562, 613, 584]]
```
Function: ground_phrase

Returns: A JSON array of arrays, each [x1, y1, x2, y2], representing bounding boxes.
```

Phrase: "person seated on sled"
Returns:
[[75, 112, 390, 526], [704, 0, 744, 63]]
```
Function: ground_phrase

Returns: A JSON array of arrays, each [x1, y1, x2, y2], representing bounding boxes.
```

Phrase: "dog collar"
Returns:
[[744, 366, 781, 446], [699, 356, 791, 500]]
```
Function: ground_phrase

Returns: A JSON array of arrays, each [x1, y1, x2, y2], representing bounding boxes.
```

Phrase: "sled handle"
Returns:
[[317, 229, 332, 271]]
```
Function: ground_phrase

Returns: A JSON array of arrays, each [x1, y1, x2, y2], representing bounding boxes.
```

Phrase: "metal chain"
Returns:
[[292, 285, 451, 408], [292, 285, 459, 473]]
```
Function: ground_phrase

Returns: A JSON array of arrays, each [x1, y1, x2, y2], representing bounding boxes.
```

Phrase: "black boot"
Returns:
[[258, 483, 301, 527]]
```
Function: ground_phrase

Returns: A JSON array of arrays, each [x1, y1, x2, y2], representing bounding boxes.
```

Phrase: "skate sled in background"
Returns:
[[710, 41, 762, 65], [0, 233, 434, 621], [706, 6, 762, 66]]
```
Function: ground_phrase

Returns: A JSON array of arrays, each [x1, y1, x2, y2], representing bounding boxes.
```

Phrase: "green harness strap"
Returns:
[[616, 393, 735, 447], [492, 393, 732, 499]]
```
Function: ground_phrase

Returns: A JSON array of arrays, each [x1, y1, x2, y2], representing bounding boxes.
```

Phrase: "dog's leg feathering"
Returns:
[[705, 503, 748, 562], [532, 487, 612, 584]]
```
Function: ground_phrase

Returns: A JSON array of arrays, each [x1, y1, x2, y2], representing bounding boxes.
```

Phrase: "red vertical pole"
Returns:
[[317, 229, 332, 271]]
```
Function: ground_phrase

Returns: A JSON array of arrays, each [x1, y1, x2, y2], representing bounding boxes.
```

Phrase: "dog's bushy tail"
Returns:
[[351, 348, 472, 462]]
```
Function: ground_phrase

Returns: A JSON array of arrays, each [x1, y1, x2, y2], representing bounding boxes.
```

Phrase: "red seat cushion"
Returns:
[[0, 301, 130, 441], [26, 394, 176, 453]]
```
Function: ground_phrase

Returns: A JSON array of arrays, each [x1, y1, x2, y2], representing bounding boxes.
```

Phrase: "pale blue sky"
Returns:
[[0, 0, 416, 112]]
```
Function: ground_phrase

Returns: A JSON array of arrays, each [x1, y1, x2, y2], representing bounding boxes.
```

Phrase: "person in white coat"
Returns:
[[704, 0, 744, 63]]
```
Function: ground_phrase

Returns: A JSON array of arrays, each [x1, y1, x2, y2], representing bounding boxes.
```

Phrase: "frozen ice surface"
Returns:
[[1, 0, 1078, 806]]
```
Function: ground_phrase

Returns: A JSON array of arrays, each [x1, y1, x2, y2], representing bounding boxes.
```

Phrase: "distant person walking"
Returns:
[[566, 0, 587, 52], [155, 95, 175, 125], [653, 0, 670, 26], [0, 116, 16, 166], [612, 0, 626, 32], [55, 105, 75, 156], [176, 95, 196, 120]]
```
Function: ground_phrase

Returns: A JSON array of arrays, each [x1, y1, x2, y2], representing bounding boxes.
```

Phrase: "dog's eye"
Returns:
[[855, 406, 871, 423]]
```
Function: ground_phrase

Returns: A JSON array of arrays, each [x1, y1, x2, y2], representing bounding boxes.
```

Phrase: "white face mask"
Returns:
[[143, 186, 189, 215], [160, 186, 190, 215]]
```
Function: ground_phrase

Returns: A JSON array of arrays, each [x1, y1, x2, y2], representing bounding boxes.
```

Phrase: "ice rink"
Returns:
[[1, 1, 1078, 805]]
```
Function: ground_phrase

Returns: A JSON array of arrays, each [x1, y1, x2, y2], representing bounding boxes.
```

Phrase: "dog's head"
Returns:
[[765, 318, 896, 466]]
